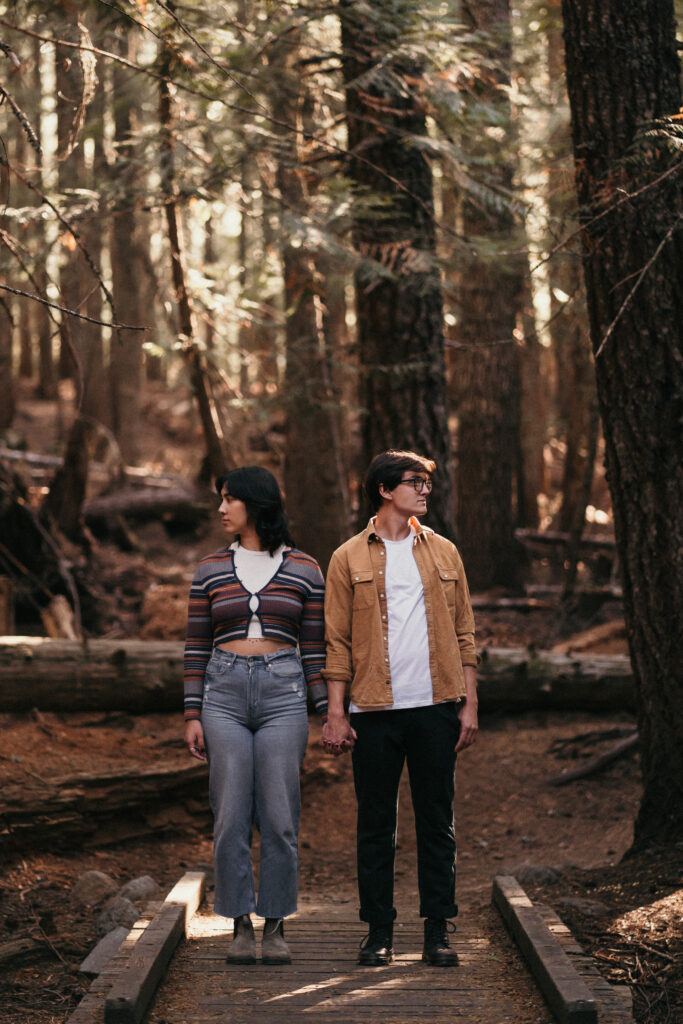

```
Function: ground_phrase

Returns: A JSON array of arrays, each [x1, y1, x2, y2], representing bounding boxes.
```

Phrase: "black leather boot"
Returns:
[[358, 924, 394, 966], [422, 918, 458, 966], [262, 918, 291, 965]]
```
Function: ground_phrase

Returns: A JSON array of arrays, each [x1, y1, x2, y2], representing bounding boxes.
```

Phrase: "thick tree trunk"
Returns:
[[0, 301, 14, 428], [0, 637, 634, 713], [452, 0, 523, 589], [340, 0, 454, 536], [272, 38, 347, 569], [561, 0, 683, 846]]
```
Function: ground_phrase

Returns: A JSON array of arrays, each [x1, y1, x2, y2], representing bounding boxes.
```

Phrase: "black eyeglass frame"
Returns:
[[398, 475, 433, 493]]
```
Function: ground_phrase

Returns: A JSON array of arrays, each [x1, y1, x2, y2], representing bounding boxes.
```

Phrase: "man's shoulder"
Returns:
[[330, 529, 368, 561], [417, 528, 462, 561]]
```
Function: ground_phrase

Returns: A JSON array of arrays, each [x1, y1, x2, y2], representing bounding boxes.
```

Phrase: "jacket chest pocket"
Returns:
[[350, 568, 375, 609], [437, 565, 459, 607]]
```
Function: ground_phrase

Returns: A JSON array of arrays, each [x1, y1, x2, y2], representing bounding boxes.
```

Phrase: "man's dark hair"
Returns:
[[364, 450, 436, 512], [215, 466, 294, 553]]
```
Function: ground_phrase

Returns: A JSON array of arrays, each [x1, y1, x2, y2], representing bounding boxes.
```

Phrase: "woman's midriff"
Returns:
[[217, 639, 295, 656]]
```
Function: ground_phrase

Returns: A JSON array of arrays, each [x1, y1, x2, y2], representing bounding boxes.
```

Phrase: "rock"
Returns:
[[556, 896, 610, 918], [118, 875, 160, 905], [79, 926, 129, 976], [71, 870, 118, 907], [504, 860, 561, 887], [97, 896, 139, 937]]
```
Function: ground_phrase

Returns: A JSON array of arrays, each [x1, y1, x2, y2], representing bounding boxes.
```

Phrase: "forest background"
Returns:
[[0, 1, 682, 1020]]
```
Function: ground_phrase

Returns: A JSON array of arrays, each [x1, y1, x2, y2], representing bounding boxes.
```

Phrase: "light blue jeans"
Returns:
[[201, 647, 309, 919]]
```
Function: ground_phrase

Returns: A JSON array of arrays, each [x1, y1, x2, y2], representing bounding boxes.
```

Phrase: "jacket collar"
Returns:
[[364, 516, 433, 543]]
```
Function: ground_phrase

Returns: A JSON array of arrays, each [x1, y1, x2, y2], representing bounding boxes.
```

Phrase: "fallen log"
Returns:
[[515, 527, 616, 552], [0, 637, 635, 714], [0, 761, 211, 852], [477, 646, 635, 712], [546, 732, 639, 786], [83, 488, 207, 525]]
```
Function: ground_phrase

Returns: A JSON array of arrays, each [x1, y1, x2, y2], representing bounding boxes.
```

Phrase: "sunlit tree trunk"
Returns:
[[561, 0, 683, 847], [452, 0, 523, 588], [340, 0, 454, 536]]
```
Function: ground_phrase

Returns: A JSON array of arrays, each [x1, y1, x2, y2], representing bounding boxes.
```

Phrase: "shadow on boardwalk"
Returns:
[[146, 890, 554, 1024]]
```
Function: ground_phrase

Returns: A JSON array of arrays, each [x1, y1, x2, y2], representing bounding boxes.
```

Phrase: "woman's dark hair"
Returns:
[[364, 450, 436, 512], [215, 467, 294, 554]]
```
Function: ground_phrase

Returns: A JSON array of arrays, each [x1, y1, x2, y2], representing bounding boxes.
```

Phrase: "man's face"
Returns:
[[381, 470, 432, 516]]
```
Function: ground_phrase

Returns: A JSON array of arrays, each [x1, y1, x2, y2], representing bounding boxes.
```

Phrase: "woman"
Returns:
[[183, 466, 327, 965]]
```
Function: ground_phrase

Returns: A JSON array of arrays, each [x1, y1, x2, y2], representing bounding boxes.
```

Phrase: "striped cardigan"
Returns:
[[184, 546, 327, 719]]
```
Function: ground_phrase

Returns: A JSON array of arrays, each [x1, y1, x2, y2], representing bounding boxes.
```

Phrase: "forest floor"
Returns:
[[1, 381, 681, 1023]]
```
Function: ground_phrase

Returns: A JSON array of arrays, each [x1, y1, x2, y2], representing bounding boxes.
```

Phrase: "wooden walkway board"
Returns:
[[146, 899, 555, 1024], [493, 875, 626, 1024]]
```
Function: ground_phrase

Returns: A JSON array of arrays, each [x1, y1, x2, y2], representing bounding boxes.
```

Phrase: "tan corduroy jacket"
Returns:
[[323, 518, 477, 709]]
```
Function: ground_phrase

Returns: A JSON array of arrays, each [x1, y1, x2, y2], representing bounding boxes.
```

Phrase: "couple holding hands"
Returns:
[[183, 450, 478, 967]]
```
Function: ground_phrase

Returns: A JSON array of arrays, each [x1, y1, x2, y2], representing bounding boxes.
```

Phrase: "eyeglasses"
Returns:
[[399, 476, 433, 493]]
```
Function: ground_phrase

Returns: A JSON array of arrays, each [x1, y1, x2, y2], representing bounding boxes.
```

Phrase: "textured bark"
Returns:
[[340, 0, 454, 536], [110, 30, 145, 463], [561, 0, 683, 846], [273, 39, 347, 569], [451, 0, 523, 587], [0, 301, 14, 428], [0, 637, 634, 714]]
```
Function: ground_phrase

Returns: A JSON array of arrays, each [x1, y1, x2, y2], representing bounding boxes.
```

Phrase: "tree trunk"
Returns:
[[271, 37, 347, 569], [340, 0, 454, 536], [0, 300, 14, 428], [0, 637, 634, 714], [561, 0, 683, 847], [109, 29, 145, 464], [452, 0, 523, 589], [158, 15, 226, 484]]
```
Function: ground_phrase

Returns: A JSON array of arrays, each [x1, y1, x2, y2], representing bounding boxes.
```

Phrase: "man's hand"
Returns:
[[184, 719, 207, 761], [322, 711, 357, 756], [455, 698, 478, 752]]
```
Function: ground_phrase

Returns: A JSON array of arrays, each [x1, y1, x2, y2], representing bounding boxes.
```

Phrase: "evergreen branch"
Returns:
[[0, 284, 147, 331]]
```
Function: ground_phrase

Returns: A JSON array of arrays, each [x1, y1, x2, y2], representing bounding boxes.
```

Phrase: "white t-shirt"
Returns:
[[231, 542, 285, 637], [350, 529, 433, 712]]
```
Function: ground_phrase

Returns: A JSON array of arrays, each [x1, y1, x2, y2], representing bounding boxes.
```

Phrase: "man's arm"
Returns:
[[322, 679, 357, 754], [455, 665, 478, 752]]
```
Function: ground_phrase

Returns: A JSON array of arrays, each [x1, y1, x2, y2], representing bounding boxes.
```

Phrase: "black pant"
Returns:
[[350, 702, 460, 926]]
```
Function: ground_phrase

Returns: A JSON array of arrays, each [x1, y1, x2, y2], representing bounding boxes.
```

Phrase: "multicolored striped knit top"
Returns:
[[183, 546, 327, 719]]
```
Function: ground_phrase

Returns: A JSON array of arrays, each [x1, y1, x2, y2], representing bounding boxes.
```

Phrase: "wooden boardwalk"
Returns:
[[146, 889, 558, 1024]]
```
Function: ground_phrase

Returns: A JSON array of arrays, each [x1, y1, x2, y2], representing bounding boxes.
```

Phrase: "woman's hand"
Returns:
[[184, 719, 207, 761], [322, 712, 357, 756]]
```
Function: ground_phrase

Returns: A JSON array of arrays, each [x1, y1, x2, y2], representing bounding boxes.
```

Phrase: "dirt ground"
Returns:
[[1, 698, 681, 1024]]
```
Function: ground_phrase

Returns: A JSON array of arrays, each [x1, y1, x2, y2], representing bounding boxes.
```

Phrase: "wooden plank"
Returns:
[[492, 875, 597, 1024], [105, 903, 185, 1024], [535, 904, 634, 1023], [164, 870, 206, 934]]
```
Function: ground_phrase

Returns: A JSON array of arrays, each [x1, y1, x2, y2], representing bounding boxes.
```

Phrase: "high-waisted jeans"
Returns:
[[201, 647, 309, 919]]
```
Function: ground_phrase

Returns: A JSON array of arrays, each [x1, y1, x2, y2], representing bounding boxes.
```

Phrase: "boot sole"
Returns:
[[421, 952, 459, 967], [226, 955, 257, 965], [262, 955, 292, 965], [358, 953, 394, 966]]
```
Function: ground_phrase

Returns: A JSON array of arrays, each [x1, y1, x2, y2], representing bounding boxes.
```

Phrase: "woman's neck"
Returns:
[[237, 525, 264, 551]]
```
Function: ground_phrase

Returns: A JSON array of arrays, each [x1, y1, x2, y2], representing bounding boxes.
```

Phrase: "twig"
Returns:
[[546, 731, 639, 786], [0, 284, 146, 330], [0, 753, 50, 785]]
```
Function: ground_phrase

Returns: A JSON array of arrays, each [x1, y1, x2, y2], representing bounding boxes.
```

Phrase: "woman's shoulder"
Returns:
[[282, 547, 323, 577], [192, 547, 233, 577]]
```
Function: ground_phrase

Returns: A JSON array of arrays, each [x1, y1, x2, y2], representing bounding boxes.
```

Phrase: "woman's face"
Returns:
[[218, 489, 249, 536]]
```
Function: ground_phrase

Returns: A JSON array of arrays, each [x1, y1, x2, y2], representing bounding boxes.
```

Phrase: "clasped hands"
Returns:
[[322, 712, 357, 756]]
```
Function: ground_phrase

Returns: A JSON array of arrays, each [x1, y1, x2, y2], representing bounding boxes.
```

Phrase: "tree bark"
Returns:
[[271, 35, 347, 569], [452, 0, 523, 589], [340, 0, 454, 536], [561, 0, 683, 846], [0, 637, 634, 713], [0, 299, 14, 429]]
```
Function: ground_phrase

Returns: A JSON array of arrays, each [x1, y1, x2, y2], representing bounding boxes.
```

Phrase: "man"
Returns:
[[322, 450, 478, 967]]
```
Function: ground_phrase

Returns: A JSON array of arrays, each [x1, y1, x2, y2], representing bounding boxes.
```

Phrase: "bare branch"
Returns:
[[0, 284, 147, 331]]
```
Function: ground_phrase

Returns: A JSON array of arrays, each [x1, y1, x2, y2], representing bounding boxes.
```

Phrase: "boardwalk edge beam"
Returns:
[[492, 874, 598, 1024]]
